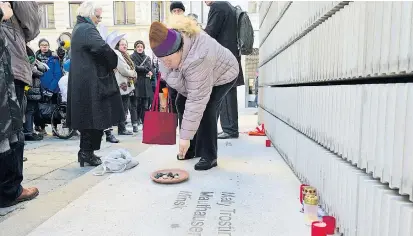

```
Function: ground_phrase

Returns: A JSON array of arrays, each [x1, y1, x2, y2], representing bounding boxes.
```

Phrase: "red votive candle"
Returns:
[[300, 184, 309, 203], [265, 139, 271, 147], [322, 216, 336, 234], [311, 221, 327, 236]]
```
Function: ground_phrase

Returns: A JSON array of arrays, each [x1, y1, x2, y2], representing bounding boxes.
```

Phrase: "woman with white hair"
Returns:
[[67, 1, 124, 167]]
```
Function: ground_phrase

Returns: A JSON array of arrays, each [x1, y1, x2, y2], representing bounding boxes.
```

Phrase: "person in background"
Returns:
[[114, 38, 135, 135], [67, 1, 124, 167], [24, 46, 48, 141], [187, 13, 202, 28], [152, 57, 168, 112], [36, 38, 63, 94], [34, 38, 63, 136], [0, 2, 39, 208], [149, 16, 239, 170], [130, 40, 153, 126], [170, 1, 185, 15], [204, 1, 244, 140]]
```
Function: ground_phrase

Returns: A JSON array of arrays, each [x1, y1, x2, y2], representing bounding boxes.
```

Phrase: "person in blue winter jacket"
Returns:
[[35, 38, 63, 93]]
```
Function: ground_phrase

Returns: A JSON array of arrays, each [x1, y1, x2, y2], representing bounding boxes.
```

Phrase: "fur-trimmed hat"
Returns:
[[149, 22, 182, 57]]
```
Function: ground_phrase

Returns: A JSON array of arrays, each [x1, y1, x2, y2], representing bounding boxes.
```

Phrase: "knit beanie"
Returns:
[[38, 38, 49, 47], [149, 22, 182, 58], [134, 40, 145, 50], [170, 1, 185, 13]]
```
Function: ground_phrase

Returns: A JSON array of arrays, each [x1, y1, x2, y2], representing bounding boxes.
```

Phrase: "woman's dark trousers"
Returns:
[[176, 79, 237, 161], [129, 96, 139, 125], [118, 95, 130, 132], [136, 97, 149, 124], [79, 129, 103, 151], [168, 86, 179, 127]]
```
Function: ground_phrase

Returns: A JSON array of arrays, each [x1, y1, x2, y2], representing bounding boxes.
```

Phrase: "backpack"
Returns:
[[234, 5, 254, 55]]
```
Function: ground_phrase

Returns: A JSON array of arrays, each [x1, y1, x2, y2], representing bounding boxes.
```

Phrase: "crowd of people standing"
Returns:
[[1, 0, 245, 208]]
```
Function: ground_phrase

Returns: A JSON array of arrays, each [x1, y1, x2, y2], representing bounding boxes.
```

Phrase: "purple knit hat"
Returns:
[[149, 22, 182, 57]]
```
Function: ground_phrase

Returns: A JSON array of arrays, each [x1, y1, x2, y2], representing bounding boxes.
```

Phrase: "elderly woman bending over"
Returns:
[[149, 15, 239, 171]]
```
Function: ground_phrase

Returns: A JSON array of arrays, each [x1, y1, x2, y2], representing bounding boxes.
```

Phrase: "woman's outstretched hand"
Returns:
[[178, 139, 190, 159]]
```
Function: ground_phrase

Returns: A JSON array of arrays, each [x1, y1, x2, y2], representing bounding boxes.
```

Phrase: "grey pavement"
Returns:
[[0, 124, 150, 224], [0, 111, 312, 236]]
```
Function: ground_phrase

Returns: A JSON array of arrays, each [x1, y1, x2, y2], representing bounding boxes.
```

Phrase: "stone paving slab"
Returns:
[[26, 130, 311, 235]]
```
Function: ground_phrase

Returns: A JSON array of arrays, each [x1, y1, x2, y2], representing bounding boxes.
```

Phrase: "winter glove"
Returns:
[[35, 60, 49, 72]]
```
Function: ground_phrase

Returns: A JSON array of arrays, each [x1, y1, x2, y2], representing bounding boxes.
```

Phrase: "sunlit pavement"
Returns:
[[1, 109, 311, 236]]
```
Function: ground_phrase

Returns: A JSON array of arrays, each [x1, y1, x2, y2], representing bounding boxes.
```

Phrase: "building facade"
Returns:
[[31, 1, 259, 108]]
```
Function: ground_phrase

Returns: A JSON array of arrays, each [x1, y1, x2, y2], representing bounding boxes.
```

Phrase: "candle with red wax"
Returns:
[[322, 216, 336, 234], [311, 221, 327, 236]]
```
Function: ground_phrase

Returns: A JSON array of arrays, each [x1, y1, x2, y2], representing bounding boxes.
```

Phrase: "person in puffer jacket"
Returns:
[[24, 48, 48, 141], [35, 38, 63, 94]]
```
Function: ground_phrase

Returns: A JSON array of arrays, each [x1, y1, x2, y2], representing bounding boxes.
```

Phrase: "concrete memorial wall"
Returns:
[[258, 2, 413, 236]]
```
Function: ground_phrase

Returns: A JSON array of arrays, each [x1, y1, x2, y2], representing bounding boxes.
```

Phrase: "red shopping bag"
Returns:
[[142, 73, 177, 145]]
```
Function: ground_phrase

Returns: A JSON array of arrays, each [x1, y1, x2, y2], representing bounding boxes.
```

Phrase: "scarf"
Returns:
[[131, 51, 148, 67], [121, 50, 135, 71], [36, 50, 52, 64]]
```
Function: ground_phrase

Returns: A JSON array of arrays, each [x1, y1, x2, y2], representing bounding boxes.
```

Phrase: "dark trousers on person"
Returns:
[[79, 129, 103, 151], [0, 80, 25, 207], [168, 86, 179, 128], [219, 86, 239, 136], [136, 97, 149, 124], [118, 95, 130, 132], [176, 79, 237, 161], [129, 95, 139, 125], [23, 100, 38, 135]]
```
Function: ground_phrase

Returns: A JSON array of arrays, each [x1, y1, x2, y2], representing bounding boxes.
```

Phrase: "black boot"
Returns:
[[78, 150, 102, 167], [194, 158, 217, 171], [132, 125, 139, 133], [105, 130, 119, 143]]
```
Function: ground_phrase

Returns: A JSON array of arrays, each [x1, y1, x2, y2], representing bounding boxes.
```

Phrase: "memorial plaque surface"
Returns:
[[28, 138, 310, 236]]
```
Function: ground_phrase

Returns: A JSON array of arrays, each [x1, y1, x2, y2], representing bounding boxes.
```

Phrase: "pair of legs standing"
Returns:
[[130, 96, 150, 127], [176, 79, 237, 170], [0, 80, 38, 208], [218, 86, 239, 139]]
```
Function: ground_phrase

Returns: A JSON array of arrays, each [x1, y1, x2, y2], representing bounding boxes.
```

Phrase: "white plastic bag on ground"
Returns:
[[93, 149, 139, 176]]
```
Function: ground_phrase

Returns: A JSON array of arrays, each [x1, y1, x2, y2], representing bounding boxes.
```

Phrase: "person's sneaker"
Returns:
[[217, 132, 239, 139]]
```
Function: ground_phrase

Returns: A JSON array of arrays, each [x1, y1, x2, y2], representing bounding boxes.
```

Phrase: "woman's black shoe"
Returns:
[[118, 130, 133, 135], [133, 126, 139, 133], [194, 158, 217, 171], [177, 152, 196, 161], [78, 150, 102, 167], [105, 133, 119, 143]]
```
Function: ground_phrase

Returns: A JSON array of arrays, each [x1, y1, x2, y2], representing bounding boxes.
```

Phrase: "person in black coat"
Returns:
[[130, 40, 153, 125], [204, 1, 244, 139], [0, 3, 39, 208], [67, 2, 124, 167]]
